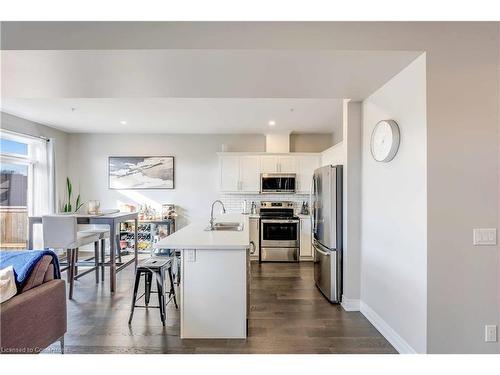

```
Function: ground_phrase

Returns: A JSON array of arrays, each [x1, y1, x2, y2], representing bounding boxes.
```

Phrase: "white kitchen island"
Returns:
[[154, 214, 251, 339]]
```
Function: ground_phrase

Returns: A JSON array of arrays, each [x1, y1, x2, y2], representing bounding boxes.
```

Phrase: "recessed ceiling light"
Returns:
[[120, 120, 127, 125], [268, 120, 276, 127]]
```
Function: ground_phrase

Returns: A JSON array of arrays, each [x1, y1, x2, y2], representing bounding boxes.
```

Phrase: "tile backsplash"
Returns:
[[219, 193, 310, 213]]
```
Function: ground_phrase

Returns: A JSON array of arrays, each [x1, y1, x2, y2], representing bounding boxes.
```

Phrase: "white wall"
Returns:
[[290, 133, 334, 152], [361, 54, 427, 353], [342, 101, 362, 307], [265, 133, 290, 153], [66, 134, 265, 228], [1, 112, 68, 207], [321, 142, 345, 165]]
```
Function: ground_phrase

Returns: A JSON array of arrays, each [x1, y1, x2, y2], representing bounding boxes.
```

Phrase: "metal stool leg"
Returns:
[[100, 238, 106, 281], [68, 249, 76, 299], [144, 271, 152, 306], [128, 270, 142, 324], [176, 251, 181, 285], [74, 248, 79, 276], [167, 266, 178, 309], [94, 241, 100, 283], [60, 336, 65, 354], [156, 270, 166, 326]]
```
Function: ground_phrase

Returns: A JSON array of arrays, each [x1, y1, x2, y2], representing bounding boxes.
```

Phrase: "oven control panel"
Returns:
[[260, 201, 294, 209]]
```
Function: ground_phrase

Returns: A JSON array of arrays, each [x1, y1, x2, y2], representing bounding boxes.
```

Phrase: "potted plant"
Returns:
[[62, 177, 84, 213]]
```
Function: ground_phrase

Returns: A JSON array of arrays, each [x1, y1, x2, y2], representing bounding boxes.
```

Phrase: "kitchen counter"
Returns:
[[153, 213, 250, 250], [154, 213, 250, 339]]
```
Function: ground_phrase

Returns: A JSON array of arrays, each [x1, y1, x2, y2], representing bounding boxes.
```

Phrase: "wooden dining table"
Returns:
[[28, 211, 138, 293]]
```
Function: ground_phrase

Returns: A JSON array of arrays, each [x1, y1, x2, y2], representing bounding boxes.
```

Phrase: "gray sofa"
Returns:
[[0, 255, 67, 354]]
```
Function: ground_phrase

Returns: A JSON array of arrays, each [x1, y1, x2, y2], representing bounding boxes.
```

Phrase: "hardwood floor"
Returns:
[[46, 259, 396, 354]]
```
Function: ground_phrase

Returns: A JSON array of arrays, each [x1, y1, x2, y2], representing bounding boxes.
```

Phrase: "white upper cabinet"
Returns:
[[219, 155, 260, 193], [260, 155, 296, 173], [239, 156, 260, 192], [260, 155, 279, 173], [220, 156, 240, 192], [219, 153, 319, 194], [295, 155, 320, 194], [278, 156, 296, 173]]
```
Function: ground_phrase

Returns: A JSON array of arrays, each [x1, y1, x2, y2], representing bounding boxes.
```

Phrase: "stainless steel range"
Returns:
[[259, 201, 300, 262]]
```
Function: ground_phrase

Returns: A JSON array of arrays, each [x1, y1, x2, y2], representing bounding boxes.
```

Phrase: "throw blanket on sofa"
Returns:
[[0, 266, 17, 303], [0, 250, 61, 289]]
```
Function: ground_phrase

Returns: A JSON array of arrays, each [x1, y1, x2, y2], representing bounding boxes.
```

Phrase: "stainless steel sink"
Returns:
[[205, 222, 244, 231]]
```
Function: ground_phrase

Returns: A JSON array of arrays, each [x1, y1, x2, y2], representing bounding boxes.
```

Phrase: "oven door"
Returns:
[[260, 219, 299, 248]]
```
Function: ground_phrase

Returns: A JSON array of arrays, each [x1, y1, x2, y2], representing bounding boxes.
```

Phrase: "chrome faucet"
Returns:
[[209, 200, 226, 229]]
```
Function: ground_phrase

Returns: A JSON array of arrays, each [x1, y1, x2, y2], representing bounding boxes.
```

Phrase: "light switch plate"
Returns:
[[485, 325, 497, 342], [473, 228, 497, 246], [186, 249, 196, 262]]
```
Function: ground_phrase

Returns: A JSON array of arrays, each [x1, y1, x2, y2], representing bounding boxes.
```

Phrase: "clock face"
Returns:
[[370, 120, 400, 162]]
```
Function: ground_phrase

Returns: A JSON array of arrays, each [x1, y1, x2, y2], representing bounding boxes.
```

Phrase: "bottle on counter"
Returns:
[[242, 200, 248, 214], [301, 201, 310, 215], [250, 201, 257, 215]]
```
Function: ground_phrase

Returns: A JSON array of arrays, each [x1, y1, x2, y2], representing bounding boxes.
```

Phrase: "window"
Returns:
[[0, 131, 54, 249], [0, 138, 28, 156], [1, 162, 28, 207]]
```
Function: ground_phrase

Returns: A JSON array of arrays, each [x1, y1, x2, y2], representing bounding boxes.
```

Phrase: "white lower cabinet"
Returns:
[[300, 217, 313, 259], [181, 248, 247, 338], [249, 217, 260, 261]]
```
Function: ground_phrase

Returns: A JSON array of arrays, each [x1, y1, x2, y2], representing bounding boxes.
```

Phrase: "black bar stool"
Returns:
[[128, 257, 178, 326]]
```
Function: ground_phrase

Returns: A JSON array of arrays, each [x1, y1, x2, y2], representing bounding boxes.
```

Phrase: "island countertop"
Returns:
[[153, 213, 250, 250]]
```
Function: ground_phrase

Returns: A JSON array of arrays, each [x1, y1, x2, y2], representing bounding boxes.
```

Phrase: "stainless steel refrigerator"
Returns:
[[311, 165, 343, 303]]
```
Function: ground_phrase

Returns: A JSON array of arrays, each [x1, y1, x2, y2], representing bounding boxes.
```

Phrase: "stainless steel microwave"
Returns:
[[260, 173, 296, 194]]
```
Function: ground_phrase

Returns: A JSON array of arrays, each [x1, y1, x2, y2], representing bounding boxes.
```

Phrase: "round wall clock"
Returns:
[[370, 120, 400, 162]]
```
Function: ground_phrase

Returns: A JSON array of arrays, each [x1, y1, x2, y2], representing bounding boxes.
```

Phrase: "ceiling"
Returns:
[[1, 48, 420, 134], [1, 49, 420, 99], [1, 98, 343, 134]]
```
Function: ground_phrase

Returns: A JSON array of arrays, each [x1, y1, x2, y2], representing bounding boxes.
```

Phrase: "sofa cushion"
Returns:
[[21, 255, 53, 293], [43, 264, 55, 283]]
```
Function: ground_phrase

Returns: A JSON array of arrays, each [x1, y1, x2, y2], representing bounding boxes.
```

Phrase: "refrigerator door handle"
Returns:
[[309, 176, 314, 232], [314, 245, 330, 256], [311, 175, 318, 234]]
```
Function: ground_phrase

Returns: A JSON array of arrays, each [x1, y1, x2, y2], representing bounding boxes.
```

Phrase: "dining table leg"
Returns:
[[109, 221, 117, 293]]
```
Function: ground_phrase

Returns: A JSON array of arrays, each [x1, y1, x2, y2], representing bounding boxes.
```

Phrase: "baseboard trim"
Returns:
[[360, 301, 417, 354], [341, 296, 360, 311]]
